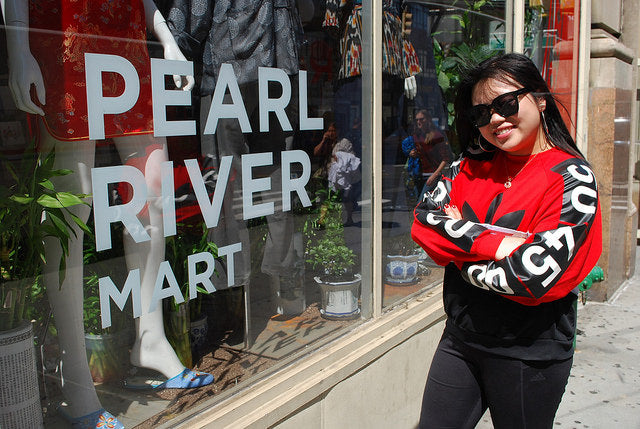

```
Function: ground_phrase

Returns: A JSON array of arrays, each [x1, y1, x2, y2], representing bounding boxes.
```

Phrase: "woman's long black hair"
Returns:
[[454, 53, 583, 159]]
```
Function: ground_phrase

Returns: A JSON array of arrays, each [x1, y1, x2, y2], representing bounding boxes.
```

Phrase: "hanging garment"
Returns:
[[323, 0, 421, 79], [167, 0, 304, 95], [28, 0, 154, 141]]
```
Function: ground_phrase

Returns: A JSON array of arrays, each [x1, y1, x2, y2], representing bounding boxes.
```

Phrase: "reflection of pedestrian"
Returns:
[[314, 122, 338, 159], [402, 110, 452, 200], [328, 138, 360, 225]]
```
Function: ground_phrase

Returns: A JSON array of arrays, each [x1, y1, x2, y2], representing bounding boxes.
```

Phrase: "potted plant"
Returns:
[[165, 223, 218, 363], [385, 231, 421, 286], [83, 272, 132, 383], [82, 223, 132, 384], [305, 189, 360, 320], [0, 145, 89, 427]]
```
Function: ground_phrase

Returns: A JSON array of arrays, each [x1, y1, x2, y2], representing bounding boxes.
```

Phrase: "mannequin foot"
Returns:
[[130, 331, 185, 378], [58, 407, 124, 429]]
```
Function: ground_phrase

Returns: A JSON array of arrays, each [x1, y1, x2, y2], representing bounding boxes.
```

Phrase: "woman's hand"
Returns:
[[443, 204, 461, 219], [495, 236, 526, 260], [444, 204, 526, 260]]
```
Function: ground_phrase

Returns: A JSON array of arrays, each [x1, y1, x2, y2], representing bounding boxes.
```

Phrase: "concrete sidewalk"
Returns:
[[554, 256, 640, 428], [478, 249, 640, 428]]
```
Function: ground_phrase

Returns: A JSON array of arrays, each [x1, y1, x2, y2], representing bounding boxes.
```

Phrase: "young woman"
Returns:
[[412, 53, 602, 428]]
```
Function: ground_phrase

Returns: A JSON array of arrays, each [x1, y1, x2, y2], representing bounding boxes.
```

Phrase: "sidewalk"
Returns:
[[478, 249, 640, 428], [555, 254, 640, 428]]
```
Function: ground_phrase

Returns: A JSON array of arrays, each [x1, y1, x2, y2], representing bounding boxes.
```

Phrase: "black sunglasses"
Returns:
[[468, 88, 531, 127]]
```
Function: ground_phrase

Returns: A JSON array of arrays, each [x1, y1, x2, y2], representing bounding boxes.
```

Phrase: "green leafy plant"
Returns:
[[0, 145, 89, 331], [165, 223, 218, 320], [163, 223, 217, 368], [83, 268, 130, 383], [304, 188, 356, 281], [82, 216, 128, 335], [432, 0, 499, 152], [386, 231, 418, 256]]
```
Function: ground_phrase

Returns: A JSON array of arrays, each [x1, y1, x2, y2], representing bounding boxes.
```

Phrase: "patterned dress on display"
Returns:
[[28, 0, 154, 141], [323, 0, 421, 79]]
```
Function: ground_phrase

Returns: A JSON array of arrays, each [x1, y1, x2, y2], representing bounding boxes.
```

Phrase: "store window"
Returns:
[[0, 1, 371, 426], [0, 0, 573, 427], [381, 0, 506, 308], [525, 0, 581, 135]]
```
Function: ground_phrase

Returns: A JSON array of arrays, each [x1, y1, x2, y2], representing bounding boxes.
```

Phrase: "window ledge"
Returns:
[[161, 287, 445, 429]]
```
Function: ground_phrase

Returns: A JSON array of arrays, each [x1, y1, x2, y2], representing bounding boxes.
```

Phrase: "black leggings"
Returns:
[[419, 331, 573, 429]]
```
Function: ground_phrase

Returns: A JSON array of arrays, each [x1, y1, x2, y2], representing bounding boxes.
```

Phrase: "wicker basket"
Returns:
[[0, 321, 43, 428]]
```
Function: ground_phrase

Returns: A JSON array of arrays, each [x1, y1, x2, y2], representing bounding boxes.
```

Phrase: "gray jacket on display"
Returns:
[[167, 0, 303, 95]]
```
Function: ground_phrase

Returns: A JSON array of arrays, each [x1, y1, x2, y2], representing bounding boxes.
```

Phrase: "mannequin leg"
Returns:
[[112, 134, 187, 378], [200, 94, 251, 288], [38, 128, 102, 418]]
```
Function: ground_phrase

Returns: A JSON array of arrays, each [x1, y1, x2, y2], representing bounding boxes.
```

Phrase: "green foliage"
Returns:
[[165, 223, 218, 319], [306, 232, 355, 280], [304, 188, 356, 280], [386, 231, 418, 256], [432, 0, 499, 152], [83, 274, 103, 335], [0, 144, 89, 331], [82, 217, 130, 334]]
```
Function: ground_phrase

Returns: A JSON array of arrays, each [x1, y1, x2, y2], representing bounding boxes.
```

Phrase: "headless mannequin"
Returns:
[[168, 0, 305, 317], [3, 0, 209, 425]]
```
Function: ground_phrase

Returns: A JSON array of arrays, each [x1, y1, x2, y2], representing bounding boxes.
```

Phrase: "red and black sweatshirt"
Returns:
[[412, 147, 602, 360]]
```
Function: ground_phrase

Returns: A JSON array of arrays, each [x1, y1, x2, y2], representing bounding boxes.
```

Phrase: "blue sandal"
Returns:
[[59, 407, 124, 429], [155, 368, 214, 389]]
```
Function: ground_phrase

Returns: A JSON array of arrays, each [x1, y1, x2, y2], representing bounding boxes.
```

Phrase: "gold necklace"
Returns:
[[502, 152, 540, 189]]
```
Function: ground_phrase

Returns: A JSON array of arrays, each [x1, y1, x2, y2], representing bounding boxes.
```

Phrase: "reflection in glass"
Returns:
[[0, 0, 371, 426], [381, 0, 507, 308]]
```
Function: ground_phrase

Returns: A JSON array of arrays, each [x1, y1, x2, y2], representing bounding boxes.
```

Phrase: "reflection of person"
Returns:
[[412, 54, 602, 428], [401, 109, 452, 198], [313, 122, 338, 159], [328, 138, 360, 226], [3, 0, 211, 427]]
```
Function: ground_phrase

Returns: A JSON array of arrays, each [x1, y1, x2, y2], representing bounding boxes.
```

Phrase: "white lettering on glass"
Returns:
[[203, 63, 252, 134], [149, 260, 184, 313], [83, 54, 324, 325], [92, 165, 151, 251], [282, 150, 312, 211], [187, 251, 217, 299], [85, 53, 140, 140], [218, 243, 242, 288], [150, 58, 196, 137], [242, 152, 275, 220], [185, 156, 232, 229], [298, 70, 323, 131], [161, 161, 177, 237], [258, 67, 293, 132], [99, 269, 142, 328], [85, 55, 323, 137]]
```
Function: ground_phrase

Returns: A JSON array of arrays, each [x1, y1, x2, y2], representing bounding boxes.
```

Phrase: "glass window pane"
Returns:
[[381, 0, 506, 308], [525, 0, 581, 136], [0, 0, 370, 425]]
